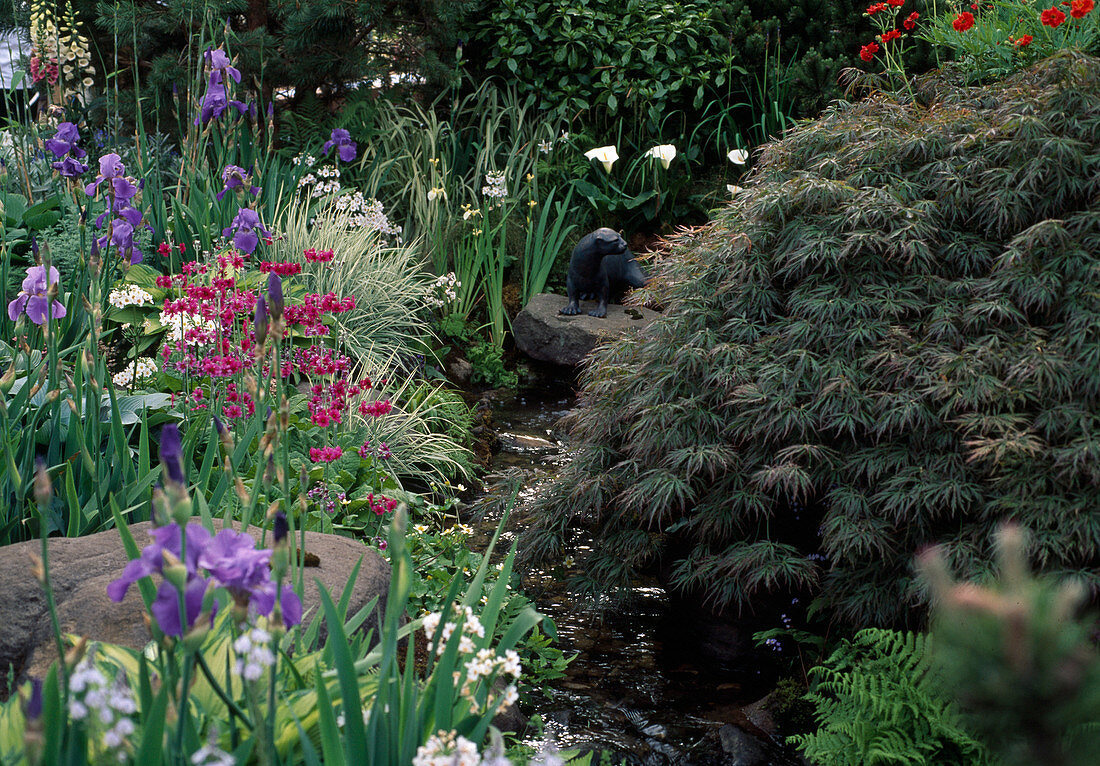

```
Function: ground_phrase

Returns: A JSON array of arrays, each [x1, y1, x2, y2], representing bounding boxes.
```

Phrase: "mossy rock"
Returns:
[[521, 52, 1100, 627]]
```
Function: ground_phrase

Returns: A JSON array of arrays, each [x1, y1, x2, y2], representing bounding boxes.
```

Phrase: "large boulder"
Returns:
[[513, 292, 661, 365], [0, 520, 389, 698]]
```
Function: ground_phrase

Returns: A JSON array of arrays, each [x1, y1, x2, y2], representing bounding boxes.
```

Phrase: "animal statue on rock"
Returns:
[[560, 228, 648, 318]]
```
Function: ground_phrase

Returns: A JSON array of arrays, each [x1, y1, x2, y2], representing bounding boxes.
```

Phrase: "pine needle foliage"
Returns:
[[792, 629, 992, 766], [521, 52, 1100, 625]]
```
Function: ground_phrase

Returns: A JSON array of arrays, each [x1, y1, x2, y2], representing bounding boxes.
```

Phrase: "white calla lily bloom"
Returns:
[[644, 144, 677, 169], [584, 145, 619, 173], [727, 148, 749, 165], [727, 184, 743, 195]]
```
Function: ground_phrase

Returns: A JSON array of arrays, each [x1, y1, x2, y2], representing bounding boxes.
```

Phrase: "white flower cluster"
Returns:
[[68, 654, 138, 753], [30, 0, 96, 89], [160, 310, 218, 346], [422, 605, 522, 715], [191, 738, 236, 766], [111, 357, 158, 388], [292, 153, 317, 167], [423, 605, 484, 656], [481, 171, 507, 199], [233, 626, 276, 681], [108, 284, 154, 309], [463, 647, 520, 712], [413, 730, 481, 766], [300, 164, 342, 197], [425, 272, 460, 309], [334, 194, 403, 241]]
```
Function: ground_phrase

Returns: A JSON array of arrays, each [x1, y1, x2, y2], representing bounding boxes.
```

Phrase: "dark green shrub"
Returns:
[[793, 629, 991, 765], [521, 52, 1100, 626], [470, 0, 921, 147]]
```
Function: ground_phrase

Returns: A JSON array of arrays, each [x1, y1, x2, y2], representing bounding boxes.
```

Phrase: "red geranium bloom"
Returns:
[[1070, 0, 1094, 17], [953, 11, 975, 30], [887, 0, 905, 6], [881, 28, 903, 42], [1016, 34, 1034, 46], [1041, 6, 1067, 25], [866, 2, 887, 13], [860, 42, 880, 61], [903, 11, 920, 28]]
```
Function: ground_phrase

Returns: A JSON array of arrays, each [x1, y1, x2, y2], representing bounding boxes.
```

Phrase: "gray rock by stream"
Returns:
[[513, 292, 661, 365], [0, 519, 389, 698]]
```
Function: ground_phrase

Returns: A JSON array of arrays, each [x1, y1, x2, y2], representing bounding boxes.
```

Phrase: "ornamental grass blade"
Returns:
[[311, 663, 347, 766], [317, 582, 367, 758]]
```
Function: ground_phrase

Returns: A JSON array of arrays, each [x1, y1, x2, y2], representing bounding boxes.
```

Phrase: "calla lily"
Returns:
[[644, 144, 677, 169], [584, 145, 619, 173], [727, 184, 743, 195], [727, 148, 749, 165]]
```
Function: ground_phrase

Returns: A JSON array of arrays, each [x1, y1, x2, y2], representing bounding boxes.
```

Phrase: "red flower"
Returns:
[[866, 2, 886, 13], [1041, 6, 1067, 25], [953, 11, 975, 30], [1070, 0, 1094, 17], [881, 28, 903, 42], [860, 42, 880, 61], [887, 0, 905, 6], [903, 11, 920, 28], [1015, 34, 1034, 46]]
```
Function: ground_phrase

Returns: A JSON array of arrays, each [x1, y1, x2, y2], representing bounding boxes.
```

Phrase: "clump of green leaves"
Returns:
[[468, 341, 518, 389], [521, 52, 1100, 625], [792, 629, 992, 765]]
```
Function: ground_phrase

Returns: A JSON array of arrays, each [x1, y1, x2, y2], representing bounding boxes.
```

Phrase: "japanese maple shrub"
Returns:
[[521, 53, 1100, 626]]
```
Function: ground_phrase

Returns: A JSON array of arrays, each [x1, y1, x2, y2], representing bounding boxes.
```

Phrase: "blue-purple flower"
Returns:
[[84, 153, 125, 197], [108, 522, 303, 634], [160, 423, 185, 485], [44, 122, 86, 160], [205, 48, 241, 84], [196, 71, 248, 125], [222, 207, 271, 254], [52, 156, 88, 178], [7, 265, 66, 324], [322, 128, 357, 163], [266, 272, 284, 320], [46, 122, 88, 178], [217, 165, 260, 201]]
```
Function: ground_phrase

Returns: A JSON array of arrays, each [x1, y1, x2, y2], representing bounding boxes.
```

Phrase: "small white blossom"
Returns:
[[644, 144, 677, 169], [727, 148, 749, 165], [481, 171, 507, 199]]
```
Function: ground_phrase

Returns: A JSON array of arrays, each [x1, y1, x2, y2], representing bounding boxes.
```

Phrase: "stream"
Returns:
[[464, 377, 805, 765]]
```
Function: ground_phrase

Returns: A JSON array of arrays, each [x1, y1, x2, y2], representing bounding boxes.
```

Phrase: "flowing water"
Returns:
[[465, 379, 802, 765]]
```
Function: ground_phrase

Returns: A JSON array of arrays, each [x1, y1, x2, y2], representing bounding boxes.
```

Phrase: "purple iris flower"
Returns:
[[7, 265, 66, 324], [216, 165, 260, 201], [205, 48, 241, 84], [196, 71, 248, 125], [266, 272, 284, 320], [322, 128, 357, 163], [108, 522, 302, 632], [222, 207, 271, 254], [198, 529, 272, 590], [51, 156, 88, 178], [254, 294, 268, 345], [160, 423, 185, 485], [84, 153, 125, 197], [44, 122, 87, 160], [151, 577, 213, 637], [107, 523, 213, 602]]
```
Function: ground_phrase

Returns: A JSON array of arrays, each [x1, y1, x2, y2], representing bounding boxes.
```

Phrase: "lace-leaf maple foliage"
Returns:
[[521, 52, 1100, 626]]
